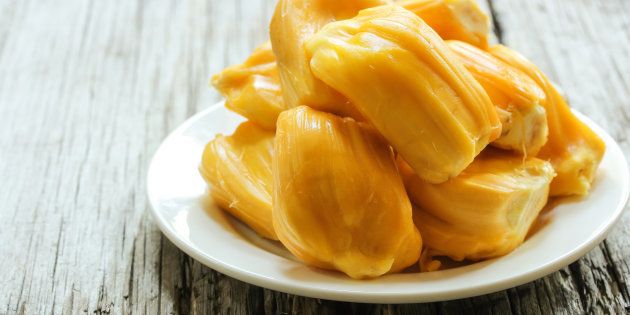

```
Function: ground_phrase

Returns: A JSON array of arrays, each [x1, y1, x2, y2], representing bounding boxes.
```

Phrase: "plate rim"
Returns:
[[147, 102, 630, 303]]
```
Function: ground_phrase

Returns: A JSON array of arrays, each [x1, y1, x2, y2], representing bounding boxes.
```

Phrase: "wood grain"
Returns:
[[0, 0, 628, 314]]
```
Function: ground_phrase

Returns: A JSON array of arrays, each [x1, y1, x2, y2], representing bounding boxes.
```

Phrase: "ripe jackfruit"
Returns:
[[200, 122, 277, 240], [400, 149, 555, 261], [306, 5, 501, 184], [447, 40, 549, 156], [212, 42, 285, 130], [399, 0, 490, 48], [270, 0, 387, 118], [489, 44, 606, 196], [221, 0, 490, 125], [273, 106, 422, 279]]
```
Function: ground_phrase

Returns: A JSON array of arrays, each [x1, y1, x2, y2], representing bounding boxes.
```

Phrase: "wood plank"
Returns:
[[0, 0, 261, 313]]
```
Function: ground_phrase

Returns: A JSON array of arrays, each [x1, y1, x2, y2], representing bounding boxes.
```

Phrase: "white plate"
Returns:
[[147, 102, 629, 303]]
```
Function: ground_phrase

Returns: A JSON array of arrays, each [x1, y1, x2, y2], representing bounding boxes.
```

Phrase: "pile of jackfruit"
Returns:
[[200, 0, 606, 279]]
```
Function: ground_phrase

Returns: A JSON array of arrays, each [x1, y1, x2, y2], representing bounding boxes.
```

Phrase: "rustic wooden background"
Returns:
[[1, 0, 629, 314]]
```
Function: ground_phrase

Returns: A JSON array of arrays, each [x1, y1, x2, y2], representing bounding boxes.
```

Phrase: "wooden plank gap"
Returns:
[[487, 0, 504, 43], [568, 262, 589, 312]]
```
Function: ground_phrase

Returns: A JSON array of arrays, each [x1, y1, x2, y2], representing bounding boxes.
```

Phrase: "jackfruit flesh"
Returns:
[[489, 44, 606, 196], [200, 0, 605, 278], [200, 122, 277, 240], [447, 40, 549, 156], [273, 106, 422, 279], [306, 5, 501, 184], [223, 0, 489, 125], [400, 149, 555, 261], [270, 0, 387, 118], [212, 42, 285, 130], [399, 0, 490, 48]]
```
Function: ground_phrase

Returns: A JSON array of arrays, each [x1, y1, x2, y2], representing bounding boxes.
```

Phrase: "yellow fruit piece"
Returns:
[[306, 5, 501, 184], [489, 44, 606, 196], [274, 106, 422, 279], [212, 42, 285, 130], [399, 0, 490, 48], [270, 0, 387, 118], [447, 40, 549, 156], [200, 122, 277, 240], [400, 149, 555, 261], [219, 0, 488, 124], [418, 249, 442, 272]]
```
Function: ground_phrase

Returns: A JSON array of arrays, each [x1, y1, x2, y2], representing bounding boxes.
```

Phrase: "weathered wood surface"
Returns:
[[0, 0, 628, 314]]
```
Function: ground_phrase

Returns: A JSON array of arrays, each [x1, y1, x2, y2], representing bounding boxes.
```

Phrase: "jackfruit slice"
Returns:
[[447, 40, 549, 156], [399, 0, 490, 48], [400, 149, 555, 261], [200, 122, 277, 240], [306, 5, 501, 184], [212, 42, 285, 130], [220, 0, 488, 125], [273, 106, 422, 279], [270, 0, 387, 118], [489, 44, 606, 196]]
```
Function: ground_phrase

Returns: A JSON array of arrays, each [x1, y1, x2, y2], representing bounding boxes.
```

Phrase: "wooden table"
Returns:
[[1, 0, 629, 313]]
